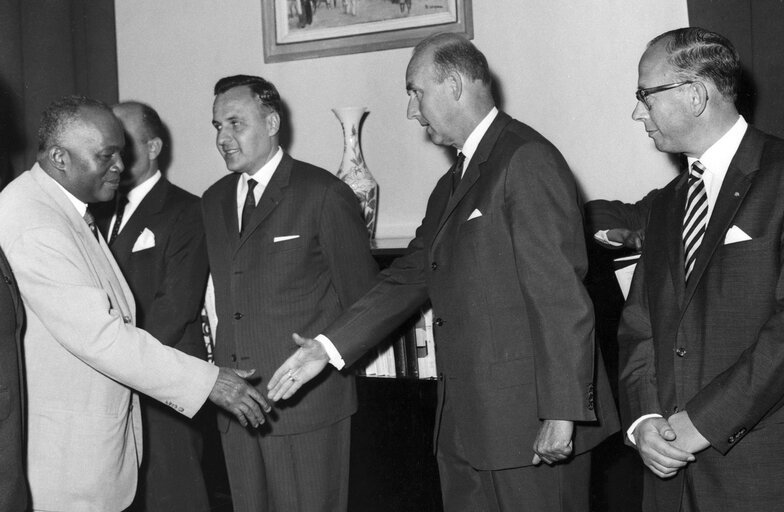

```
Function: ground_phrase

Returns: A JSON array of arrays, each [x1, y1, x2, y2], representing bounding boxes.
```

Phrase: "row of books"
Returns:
[[356, 308, 437, 379]]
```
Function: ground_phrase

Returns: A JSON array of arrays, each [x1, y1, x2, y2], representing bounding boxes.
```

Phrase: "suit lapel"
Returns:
[[662, 172, 689, 307], [429, 112, 512, 253], [31, 165, 136, 323], [234, 154, 293, 256], [683, 128, 763, 302]]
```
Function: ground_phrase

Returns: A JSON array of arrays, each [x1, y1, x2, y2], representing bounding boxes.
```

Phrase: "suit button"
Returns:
[[673, 405, 679, 412], [728, 435, 736, 444], [675, 347, 686, 357], [2, 275, 11, 284], [431, 262, 438, 270], [234, 312, 243, 320], [434, 318, 444, 326], [231, 354, 237, 362]]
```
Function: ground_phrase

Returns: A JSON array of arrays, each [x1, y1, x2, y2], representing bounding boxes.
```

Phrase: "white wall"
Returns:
[[115, 0, 688, 239]]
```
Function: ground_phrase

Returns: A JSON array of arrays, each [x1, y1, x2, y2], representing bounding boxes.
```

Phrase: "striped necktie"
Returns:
[[683, 161, 708, 282], [83, 208, 100, 242]]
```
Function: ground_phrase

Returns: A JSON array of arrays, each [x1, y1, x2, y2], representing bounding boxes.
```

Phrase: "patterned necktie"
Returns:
[[83, 208, 100, 242], [240, 178, 258, 236], [683, 161, 708, 282], [451, 152, 465, 194], [108, 194, 128, 245]]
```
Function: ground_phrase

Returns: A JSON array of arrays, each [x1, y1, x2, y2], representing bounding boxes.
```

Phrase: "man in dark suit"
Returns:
[[618, 27, 784, 511], [269, 33, 619, 511], [94, 101, 211, 512], [202, 75, 378, 512], [0, 248, 26, 512]]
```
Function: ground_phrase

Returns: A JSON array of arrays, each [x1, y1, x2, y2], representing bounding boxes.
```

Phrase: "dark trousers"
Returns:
[[221, 416, 351, 512], [128, 398, 210, 512], [437, 392, 591, 512]]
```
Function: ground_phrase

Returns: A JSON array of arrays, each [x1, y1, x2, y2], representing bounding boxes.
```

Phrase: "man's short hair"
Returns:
[[650, 27, 740, 103], [38, 95, 111, 152], [413, 32, 492, 86], [213, 75, 282, 116]]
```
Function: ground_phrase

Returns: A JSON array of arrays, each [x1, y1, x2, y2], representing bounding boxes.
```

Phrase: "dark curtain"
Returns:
[[0, 0, 118, 188], [688, 0, 784, 138]]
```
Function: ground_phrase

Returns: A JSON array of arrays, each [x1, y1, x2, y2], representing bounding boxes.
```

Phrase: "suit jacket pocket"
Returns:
[[719, 234, 775, 261], [0, 387, 9, 421], [459, 211, 491, 235], [267, 237, 306, 254]]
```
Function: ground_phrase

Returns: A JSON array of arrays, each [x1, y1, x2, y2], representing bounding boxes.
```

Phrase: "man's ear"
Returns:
[[267, 111, 281, 137], [690, 81, 709, 117], [48, 146, 69, 172], [147, 137, 163, 160], [446, 70, 463, 101]]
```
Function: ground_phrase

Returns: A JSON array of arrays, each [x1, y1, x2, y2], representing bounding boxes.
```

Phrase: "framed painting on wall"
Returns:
[[262, 0, 473, 63]]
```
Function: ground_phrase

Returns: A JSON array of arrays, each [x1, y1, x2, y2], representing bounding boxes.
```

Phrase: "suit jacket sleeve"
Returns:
[[325, 224, 430, 368], [7, 226, 217, 417], [142, 201, 209, 347], [506, 141, 597, 420], [317, 179, 379, 307], [617, 254, 662, 436], [584, 189, 657, 234]]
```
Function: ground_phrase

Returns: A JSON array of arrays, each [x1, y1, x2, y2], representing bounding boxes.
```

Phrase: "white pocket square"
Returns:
[[467, 209, 482, 221], [273, 235, 300, 243], [724, 225, 752, 245], [132, 228, 155, 252]]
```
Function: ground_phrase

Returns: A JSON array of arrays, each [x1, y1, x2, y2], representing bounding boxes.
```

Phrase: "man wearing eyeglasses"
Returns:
[[619, 27, 784, 512]]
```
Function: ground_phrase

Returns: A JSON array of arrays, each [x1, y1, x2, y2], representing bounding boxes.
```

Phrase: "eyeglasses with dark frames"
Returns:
[[635, 81, 695, 110]]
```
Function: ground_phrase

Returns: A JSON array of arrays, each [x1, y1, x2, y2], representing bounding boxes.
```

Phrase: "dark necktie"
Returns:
[[108, 194, 128, 245], [83, 208, 100, 242], [683, 161, 708, 282], [240, 178, 258, 236], [451, 152, 465, 194]]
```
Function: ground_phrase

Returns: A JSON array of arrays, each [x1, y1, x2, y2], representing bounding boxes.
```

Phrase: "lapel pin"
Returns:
[[734, 192, 740, 197]]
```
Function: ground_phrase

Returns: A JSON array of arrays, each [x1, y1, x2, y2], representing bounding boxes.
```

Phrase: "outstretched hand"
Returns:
[[267, 333, 330, 402], [209, 367, 271, 428]]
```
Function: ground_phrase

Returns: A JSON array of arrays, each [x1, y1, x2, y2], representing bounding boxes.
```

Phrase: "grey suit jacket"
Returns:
[[0, 164, 218, 512], [619, 126, 784, 511], [326, 111, 619, 470]]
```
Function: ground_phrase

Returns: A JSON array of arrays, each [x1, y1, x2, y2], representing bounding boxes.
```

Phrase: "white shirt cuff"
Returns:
[[627, 413, 664, 444], [594, 230, 623, 247], [315, 334, 345, 370]]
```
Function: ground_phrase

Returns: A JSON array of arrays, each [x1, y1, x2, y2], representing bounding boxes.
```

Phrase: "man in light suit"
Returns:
[[618, 27, 784, 511], [0, 247, 26, 512], [94, 101, 211, 512], [0, 95, 270, 512], [202, 75, 377, 511], [269, 33, 619, 511]]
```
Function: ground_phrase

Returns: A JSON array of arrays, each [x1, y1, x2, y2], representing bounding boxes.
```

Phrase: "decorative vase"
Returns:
[[332, 106, 378, 238]]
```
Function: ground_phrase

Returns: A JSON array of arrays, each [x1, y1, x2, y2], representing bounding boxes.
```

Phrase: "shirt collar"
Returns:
[[459, 107, 499, 167], [126, 170, 161, 206], [243, 146, 283, 189], [46, 169, 88, 217], [687, 115, 748, 175]]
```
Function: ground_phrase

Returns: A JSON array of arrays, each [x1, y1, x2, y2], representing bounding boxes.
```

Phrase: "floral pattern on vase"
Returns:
[[332, 106, 378, 238]]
